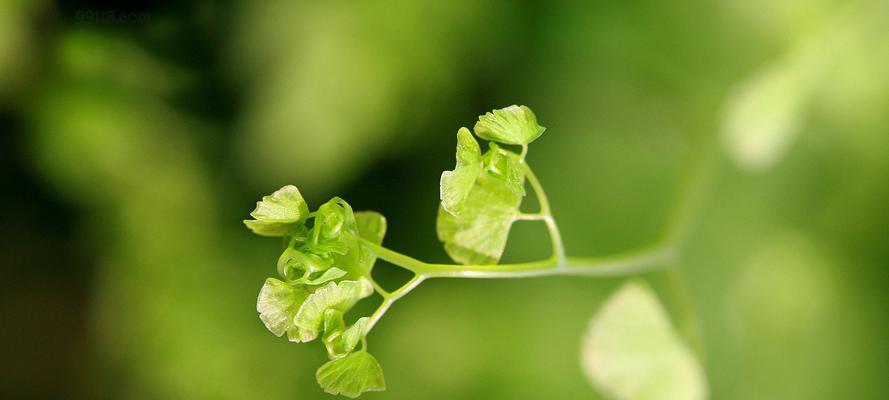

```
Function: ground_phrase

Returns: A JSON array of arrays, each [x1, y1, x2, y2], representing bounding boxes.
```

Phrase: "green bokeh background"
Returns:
[[2, 1, 887, 399]]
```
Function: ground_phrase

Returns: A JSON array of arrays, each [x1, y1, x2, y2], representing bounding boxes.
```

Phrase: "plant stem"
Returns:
[[364, 274, 424, 334], [367, 278, 390, 297], [519, 144, 529, 161], [654, 144, 718, 360], [359, 238, 674, 279], [514, 213, 547, 221], [359, 236, 677, 337], [521, 163, 566, 264], [359, 148, 715, 338], [662, 266, 705, 359], [359, 240, 676, 336], [660, 148, 717, 249]]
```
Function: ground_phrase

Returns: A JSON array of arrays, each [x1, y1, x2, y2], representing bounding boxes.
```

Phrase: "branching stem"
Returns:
[[360, 239, 675, 279], [521, 162, 566, 264], [364, 274, 424, 334], [362, 152, 714, 338]]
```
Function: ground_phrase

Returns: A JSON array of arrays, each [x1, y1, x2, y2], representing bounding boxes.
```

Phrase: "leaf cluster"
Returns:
[[243, 105, 706, 399], [245, 105, 546, 396], [437, 105, 544, 264], [245, 187, 387, 397]]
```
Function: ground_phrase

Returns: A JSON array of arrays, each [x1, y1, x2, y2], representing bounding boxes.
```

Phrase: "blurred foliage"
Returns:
[[0, 0, 47, 104], [228, 1, 494, 194], [2, 0, 887, 399]]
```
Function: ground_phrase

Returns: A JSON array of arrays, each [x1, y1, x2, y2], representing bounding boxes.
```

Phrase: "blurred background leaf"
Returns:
[[581, 281, 707, 400]]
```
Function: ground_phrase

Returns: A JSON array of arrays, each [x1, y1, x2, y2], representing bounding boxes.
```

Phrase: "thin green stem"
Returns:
[[357, 239, 675, 338], [521, 163, 566, 264], [652, 142, 718, 360], [514, 212, 547, 221], [360, 240, 429, 274], [364, 274, 424, 335], [359, 238, 674, 279], [519, 144, 529, 161], [367, 278, 390, 297], [563, 245, 678, 277], [660, 148, 717, 249], [663, 266, 705, 359]]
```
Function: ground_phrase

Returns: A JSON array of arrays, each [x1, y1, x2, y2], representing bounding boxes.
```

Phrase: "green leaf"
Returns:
[[256, 278, 307, 337], [322, 309, 346, 352], [272, 198, 374, 283], [277, 247, 334, 278], [482, 142, 525, 197], [316, 351, 386, 398], [244, 185, 310, 236], [302, 267, 348, 286], [473, 105, 546, 145], [581, 281, 707, 400], [355, 211, 387, 273], [355, 211, 386, 245], [323, 311, 370, 358], [437, 144, 525, 265], [339, 318, 369, 354], [306, 198, 362, 268], [313, 197, 358, 244], [291, 279, 373, 343], [439, 128, 482, 214]]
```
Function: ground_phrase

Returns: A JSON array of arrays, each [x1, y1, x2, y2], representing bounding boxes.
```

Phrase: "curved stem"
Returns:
[[563, 245, 678, 276], [660, 148, 717, 249], [519, 144, 529, 161], [364, 274, 424, 335], [521, 163, 566, 264], [663, 266, 705, 359], [367, 277, 390, 297], [357, 240, 675, 337], [359, 239, 674, 279]]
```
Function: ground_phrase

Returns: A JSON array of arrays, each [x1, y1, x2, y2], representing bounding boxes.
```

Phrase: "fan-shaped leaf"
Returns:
[[316, 351, 386, 398], [256, 278, 307, 337], [473, 105, 546, 145], [292, 279, 373, 343], [581, 281, 707, 400], [244, 185, 310, 236], [437, 144, 525, 265]]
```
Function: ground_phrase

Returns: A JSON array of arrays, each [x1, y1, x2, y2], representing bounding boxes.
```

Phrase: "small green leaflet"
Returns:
[[300, 267, 348, 286], [292, 278, 374, 343], [277, 247, 334, 278], [338, 318, 370, 355], [316, 351, 386, 398], [437, 140, 525, 265], [473, 105, 546, 145], [274, 197, 376, 280], [355, 211, 387, 273], [581, 281, 707, 400], [310, 197, 360, 257], [244, 185, 310, 236], [482, 142, 525, 197], [322, 310, 370, 358], [256, 278, 307, 337], [439, 127, 482, 214], [355, 211, 386, 245]]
